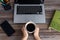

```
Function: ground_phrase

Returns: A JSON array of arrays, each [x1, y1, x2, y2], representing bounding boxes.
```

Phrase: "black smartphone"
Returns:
[[0, 20, 15, 36]]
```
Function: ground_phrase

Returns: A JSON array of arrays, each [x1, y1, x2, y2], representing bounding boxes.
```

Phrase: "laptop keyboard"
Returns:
[[17, 6, 42, 14]]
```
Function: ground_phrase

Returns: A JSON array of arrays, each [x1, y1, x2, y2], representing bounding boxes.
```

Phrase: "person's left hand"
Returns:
[[21, 27, 28, 39]]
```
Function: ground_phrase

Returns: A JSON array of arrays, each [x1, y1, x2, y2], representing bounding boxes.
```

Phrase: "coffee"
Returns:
[[26, 23, 35, 32]]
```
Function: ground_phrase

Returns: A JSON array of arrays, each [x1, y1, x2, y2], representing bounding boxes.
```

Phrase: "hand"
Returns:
[[34, 27, 41, 40], [21, 27, 28, 40]]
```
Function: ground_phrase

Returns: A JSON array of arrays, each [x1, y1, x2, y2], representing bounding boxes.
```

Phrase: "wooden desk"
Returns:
[[0, 0, 60, 40]]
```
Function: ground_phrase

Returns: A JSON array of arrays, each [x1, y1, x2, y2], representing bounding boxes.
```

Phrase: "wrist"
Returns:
[[35, 36, 41, 40], [34, 33, 39, 37], [22, 37, 28, 40], [34, 35, 41, 40]]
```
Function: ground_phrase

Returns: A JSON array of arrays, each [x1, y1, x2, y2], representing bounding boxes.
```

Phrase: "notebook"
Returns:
[[49, 10, 60, 32]]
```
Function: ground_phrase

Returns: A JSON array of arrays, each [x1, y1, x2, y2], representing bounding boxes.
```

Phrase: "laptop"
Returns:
[[14, 0, 46, 23]]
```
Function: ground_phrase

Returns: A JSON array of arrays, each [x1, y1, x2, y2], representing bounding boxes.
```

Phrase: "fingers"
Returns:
[[35, 27, 39, 33], [21, 27, 28, 38], [34, 27, 41, 40], [34, 26, 40, 36], [34, 26, 40, 38]]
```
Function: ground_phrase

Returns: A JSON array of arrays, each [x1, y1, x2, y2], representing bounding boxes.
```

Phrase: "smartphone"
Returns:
[[0, 20, 15, 36]]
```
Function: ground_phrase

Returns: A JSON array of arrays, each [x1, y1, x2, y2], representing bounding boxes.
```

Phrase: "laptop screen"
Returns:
[[15, 0, 44, 4], [17, 6, 42, 14]]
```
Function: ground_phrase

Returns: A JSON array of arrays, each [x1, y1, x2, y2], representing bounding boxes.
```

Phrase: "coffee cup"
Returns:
[[25, 21, 36, 33]]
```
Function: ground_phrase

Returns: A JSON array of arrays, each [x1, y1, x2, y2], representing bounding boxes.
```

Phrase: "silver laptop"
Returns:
[[14, 0, 46, 23]]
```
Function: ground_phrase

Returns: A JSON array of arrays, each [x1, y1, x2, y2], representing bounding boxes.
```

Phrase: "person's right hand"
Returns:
[[34, 27, 41, 40]]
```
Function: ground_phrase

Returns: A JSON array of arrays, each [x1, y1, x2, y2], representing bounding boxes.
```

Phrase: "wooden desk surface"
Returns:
[[0, 0, 60, 40]]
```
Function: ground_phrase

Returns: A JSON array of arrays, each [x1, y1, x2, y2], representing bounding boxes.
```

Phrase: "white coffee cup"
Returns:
[[25, 21, 36, 33]]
